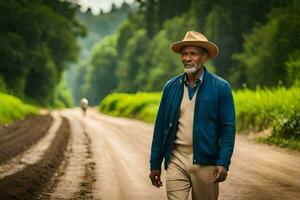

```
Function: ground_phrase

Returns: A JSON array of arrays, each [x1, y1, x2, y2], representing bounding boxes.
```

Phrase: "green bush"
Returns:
[[0, 92, 38, 124], [258, 109, 300, 150], [272, 109, 300, 140], [234, 85, 300, 132], [99, 92, 161, 122]]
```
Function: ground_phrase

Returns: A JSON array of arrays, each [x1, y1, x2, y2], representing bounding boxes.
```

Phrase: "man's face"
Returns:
[[181, 46, 207, 74]]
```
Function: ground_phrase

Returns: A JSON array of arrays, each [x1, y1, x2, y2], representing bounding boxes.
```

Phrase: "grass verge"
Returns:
[[0, 92, 38, 125]]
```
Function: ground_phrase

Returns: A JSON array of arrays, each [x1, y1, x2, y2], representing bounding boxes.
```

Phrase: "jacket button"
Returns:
[[193, 160, 196, 163], [169, 123, 172, 127]]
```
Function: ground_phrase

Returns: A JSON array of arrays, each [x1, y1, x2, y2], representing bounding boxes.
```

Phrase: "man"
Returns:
[[80, 97, 89, 116], [149, 31, 236, 200]]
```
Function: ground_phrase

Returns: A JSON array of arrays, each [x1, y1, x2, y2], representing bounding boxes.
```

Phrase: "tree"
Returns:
[[233, 1, 300, 87], [0, 0, 85, 104], [116, 29, 150, 92], [157, 0, 191, 28], [111, 3, 118, 12], [201, 0, 286, 84], [70, 3, 132, 103], [83, 34, 119, 105]]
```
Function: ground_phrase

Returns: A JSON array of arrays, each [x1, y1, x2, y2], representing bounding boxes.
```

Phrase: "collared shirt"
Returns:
[[184, 69, 204, 100]]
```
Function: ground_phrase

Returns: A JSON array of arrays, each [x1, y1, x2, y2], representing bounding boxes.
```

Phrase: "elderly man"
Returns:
[[149, 31, 236, 200]]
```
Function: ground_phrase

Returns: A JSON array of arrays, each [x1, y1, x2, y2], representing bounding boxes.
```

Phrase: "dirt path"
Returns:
[[220, 136, 300, 200], [0, 108, 299, 200], [61, 108, 300, 200]]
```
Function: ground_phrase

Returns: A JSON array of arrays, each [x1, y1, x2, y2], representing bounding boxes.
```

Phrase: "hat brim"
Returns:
[[170, 41, 219, 59]]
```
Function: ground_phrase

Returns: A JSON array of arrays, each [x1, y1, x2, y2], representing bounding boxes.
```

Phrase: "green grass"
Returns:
[[234, 86, 300, 130], [100, 92, 161, 123], [234, 85, 300, 150], [0, 92, 38, 124], [99, 85, 300, 151]]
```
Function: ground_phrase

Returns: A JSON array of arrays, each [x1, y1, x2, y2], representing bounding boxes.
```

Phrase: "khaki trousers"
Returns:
[[166, 146, 219, 200]]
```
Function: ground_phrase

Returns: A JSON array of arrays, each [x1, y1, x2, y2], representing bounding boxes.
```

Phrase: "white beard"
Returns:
[[184, 64, 198, 74]]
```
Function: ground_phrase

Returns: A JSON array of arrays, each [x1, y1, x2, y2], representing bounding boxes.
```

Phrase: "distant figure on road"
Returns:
[[80, 98, 89, 116], [149, 31, 236, 200]]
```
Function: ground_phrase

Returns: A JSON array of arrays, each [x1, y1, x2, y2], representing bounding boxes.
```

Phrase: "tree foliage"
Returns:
[[68, 2, 132, 104], [75, 0, 299, 104], [233, 1, 300, 87], [116, 29, 150, 92], [83, 34, 119, 105], [0, 0, 85, 105]]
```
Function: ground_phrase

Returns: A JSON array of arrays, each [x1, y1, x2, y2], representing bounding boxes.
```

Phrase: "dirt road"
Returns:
[[0, 108, 299, 199]]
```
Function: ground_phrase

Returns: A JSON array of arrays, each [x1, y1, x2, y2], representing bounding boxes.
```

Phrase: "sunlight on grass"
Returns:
[[0, 92, 38, 124]]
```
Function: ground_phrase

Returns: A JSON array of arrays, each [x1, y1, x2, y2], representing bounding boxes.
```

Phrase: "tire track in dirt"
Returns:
[[0, 112, 61, 179], [0, 117, 70, 200], [46, 114, 96, 200], [71, 120, 96, 200]]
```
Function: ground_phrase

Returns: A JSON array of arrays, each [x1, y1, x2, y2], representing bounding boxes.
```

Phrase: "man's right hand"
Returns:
[[149, 170, 162, 188]]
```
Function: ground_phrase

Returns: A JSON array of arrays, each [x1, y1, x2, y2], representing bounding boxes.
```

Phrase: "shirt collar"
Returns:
[[184, 68, 204, 86]]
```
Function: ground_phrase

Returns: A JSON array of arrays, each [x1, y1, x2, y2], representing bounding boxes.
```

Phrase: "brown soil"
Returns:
[[43, 114, 97, 200], [0, 115, 53, 164], [0, 117, 70, 200], [71, 128, 96, 200]]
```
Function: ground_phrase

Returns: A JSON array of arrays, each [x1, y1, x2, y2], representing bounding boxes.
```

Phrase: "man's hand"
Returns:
[[149, 170, 163, 188], [212, 166, 227, 183]]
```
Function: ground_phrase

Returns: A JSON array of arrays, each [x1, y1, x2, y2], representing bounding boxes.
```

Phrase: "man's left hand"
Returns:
[[212, 166, 227, 183]]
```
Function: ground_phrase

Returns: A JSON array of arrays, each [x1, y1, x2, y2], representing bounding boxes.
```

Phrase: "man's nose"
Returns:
[[183, 55, 192, 62]]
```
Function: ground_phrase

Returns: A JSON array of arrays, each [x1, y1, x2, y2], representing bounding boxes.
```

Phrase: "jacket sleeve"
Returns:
[[150, 85, 168, 171], [216, 82, 236, 170]]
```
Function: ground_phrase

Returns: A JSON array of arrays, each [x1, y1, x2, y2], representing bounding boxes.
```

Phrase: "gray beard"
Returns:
[[184, 66, 197, 74], [184, 63, 201, 74]]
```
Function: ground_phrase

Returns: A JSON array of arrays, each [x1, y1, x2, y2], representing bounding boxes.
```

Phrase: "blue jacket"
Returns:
[[150, 67, 236, 171]]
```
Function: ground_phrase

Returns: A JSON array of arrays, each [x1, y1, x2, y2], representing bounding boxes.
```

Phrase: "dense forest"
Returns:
[[77, 0, 300, 105], [67, 2, 132, 104], [1, 0, 299, 106], [0, 0, 132, 106]]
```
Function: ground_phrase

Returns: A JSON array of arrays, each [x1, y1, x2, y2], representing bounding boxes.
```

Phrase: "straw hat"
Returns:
[[170, 31, 219, 59]]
